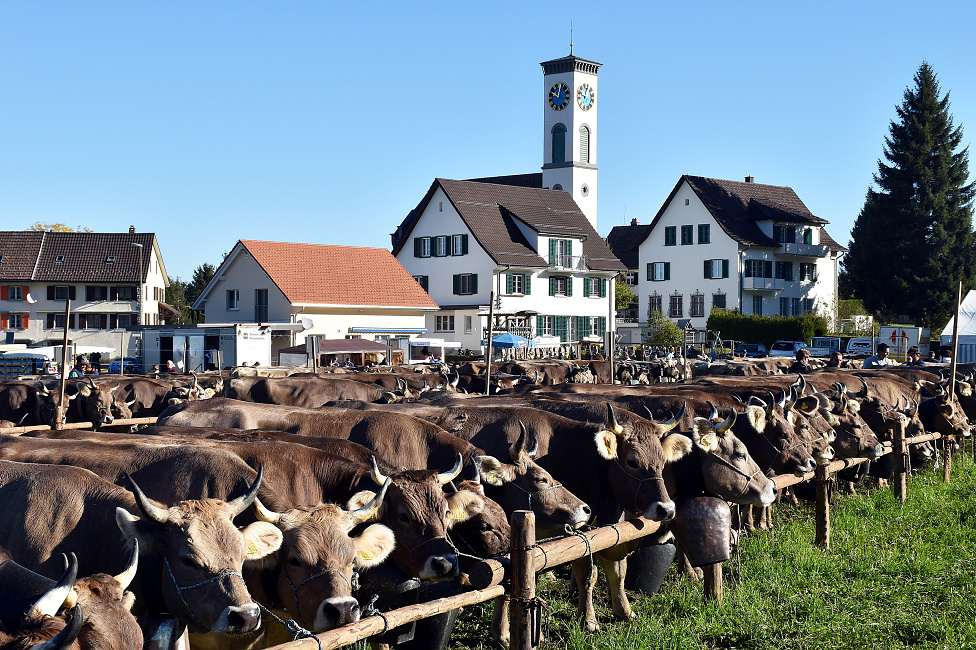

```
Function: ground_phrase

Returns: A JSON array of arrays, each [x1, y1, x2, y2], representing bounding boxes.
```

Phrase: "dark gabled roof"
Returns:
[[392, 178, 625, 272], [642, 175, 844, 250], [464, 173, 543, 188], [0, 231, 158, 283], [605, 223, 653, 271]]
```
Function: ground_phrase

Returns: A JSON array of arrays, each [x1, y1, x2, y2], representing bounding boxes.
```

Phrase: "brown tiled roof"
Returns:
[[606, 223, 653, 271], [464, 173, 543, 188], [0, 231, 156, 283], [392, 179, 626, 272], [642, 175, 844, 250], [239, 240, 439, 309]]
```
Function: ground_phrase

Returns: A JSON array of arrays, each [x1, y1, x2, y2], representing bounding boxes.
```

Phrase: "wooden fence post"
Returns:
[[892, 418, 908, 502], [944, 436, 953, 484], [702, 563, 723, 603], [815, 462, 830, 549], [510, 511, 537, 650]]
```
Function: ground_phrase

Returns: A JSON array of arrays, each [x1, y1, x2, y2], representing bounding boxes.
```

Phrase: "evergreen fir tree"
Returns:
[[841, 62, 974, 326]]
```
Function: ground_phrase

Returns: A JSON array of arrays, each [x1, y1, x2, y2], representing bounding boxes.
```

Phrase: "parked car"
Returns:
[[734, 343, 769, 358], [846, 337, 877, 356], [769, 341, 808, 358]]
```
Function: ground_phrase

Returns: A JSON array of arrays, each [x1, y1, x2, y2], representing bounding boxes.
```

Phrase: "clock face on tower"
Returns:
[[548, 83, 570, 111], [577, 83, 595, 111]]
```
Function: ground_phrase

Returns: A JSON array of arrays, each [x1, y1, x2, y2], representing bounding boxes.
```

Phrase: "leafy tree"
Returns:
[[165, 277, 198, 324], [27, 222, 92, 232], [642, 310, 683, 347], [187, 263, 216, 307], [841, 62, 975, 326], [614, 279, 636, 312]]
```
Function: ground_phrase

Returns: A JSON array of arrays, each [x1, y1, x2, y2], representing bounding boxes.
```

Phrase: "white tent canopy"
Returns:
[[940, 289, 976, 362]]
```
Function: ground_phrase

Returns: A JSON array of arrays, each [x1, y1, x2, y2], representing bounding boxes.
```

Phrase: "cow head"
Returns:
[[66, 542, 143, 650], [249, 486, 395, 632], [816, 393, 885, 459], [115, 469, 282, 635], [735, 390, 819, 476], [29, 384, 77, 427], [355, 456, 482, 581], [600, 403, 682, 522], [75, 378, 131, 426], [478, 421, 591, 536], [689, 413, 777, 507], [443, 470, 511, 562]]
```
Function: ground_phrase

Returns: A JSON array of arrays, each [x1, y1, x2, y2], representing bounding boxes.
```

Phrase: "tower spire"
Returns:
[[570, 20, 574, 55]]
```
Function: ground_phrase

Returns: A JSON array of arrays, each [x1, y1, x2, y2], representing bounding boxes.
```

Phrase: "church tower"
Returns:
[[541, 52, 601, 230]]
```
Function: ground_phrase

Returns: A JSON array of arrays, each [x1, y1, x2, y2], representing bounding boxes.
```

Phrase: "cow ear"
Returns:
[[473, 455, 515, 485], [347, 490, 378, 512], [795, 396, 820, 415], [240, 521, 283, 560], [353, 524, 396, 568], [744, 405, 765, 433], [76, 383, 92, 397], [958, 382, 972, 397], [115, 508, 160, 554], [661, 432, 692, 462], [594, 429, 618, 460], [445, 490, 483, 525], [692, 418, 719, 453], [817, 407, 840, 427]]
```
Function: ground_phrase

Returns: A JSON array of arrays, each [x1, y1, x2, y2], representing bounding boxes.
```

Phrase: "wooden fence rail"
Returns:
[[3, 417, 159, 435]]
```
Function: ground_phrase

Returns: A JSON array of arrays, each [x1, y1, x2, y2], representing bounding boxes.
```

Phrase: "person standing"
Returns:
[[864, 343, 896, 369]]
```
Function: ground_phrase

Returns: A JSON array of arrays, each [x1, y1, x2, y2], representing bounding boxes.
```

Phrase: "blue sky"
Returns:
[[3, 1, 975, 282]]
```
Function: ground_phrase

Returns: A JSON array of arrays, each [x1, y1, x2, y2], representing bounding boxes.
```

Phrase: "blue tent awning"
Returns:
[[482, 333, 533, 348]]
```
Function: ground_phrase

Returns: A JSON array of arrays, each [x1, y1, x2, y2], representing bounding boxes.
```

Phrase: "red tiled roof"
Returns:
[[239, 240, 439, 309]]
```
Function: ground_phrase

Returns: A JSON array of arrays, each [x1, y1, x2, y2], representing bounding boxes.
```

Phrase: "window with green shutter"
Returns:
[[583, 277, 591, 297], [579, 316, 591, 339], [523, 274, 531, 295], [664, 226, 676, 246], [599, 278, 607, 298], [555, 315, 568, 342], [552, 124, 566, 163]]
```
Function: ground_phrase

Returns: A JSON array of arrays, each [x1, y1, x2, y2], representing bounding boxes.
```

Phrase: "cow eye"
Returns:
[[180, 556, 201, 569], [289, 558, 302, 568], [398, 512, 411, 524], [627, 458, 640, 469]]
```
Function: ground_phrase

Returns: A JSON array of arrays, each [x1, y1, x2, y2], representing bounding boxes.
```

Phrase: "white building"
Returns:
[[633, 175, 846, 331], [0, 228, 170, 360], [192, 240, 440, 361]]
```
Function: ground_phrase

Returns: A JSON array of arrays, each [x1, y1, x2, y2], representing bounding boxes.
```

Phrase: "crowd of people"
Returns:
[[791, 342, 951, 373]]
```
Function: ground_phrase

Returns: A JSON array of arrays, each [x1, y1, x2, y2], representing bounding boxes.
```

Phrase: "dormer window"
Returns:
[[55, 255, 65, 263], [105, 256, 116, 264]]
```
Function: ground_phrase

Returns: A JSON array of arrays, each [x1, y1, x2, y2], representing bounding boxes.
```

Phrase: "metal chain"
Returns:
[[254, 601, 322, 650], [507, 481, 565, 511]]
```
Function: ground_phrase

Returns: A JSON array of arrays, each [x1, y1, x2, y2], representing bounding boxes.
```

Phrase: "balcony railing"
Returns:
[[780, 242, 831, 257], [483, 325, 534, 339], [745, 277, 776, 291], [545, 254, 587, 271]]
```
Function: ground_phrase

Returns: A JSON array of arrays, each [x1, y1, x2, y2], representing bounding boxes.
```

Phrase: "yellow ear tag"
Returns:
[[484, 471, 500, 485], [360, 550, 374, 561], [451, 506, 466, 521], [248, 542, 259, 555]]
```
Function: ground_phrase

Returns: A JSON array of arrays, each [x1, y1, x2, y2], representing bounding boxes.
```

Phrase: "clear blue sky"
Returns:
[[3, 1, 975, 283]]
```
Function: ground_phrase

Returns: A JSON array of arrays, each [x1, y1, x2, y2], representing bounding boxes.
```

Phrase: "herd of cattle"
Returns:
[[0, 355, 972, 650]]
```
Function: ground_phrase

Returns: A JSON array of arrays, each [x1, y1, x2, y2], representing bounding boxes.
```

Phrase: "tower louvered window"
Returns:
[[552, 124, 566, 163], [579, 126, 590, 163]]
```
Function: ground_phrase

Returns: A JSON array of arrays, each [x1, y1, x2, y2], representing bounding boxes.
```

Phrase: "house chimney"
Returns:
[[129, 225, 136, 233], [744, 176, 755, 183], [630, 218, 639, 226]]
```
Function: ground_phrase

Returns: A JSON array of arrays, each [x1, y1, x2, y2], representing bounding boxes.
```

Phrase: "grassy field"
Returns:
[[449, 459, 976, 649]]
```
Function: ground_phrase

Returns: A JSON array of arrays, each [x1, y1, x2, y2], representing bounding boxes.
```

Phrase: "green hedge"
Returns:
[[706, 309, 828, 348]]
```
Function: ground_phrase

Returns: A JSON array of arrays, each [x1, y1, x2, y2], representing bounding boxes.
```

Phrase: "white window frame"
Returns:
[[552, 276, 568, 296], [510, 273, 524, 295], [435, 236, 449, 257], [669, 295, 683, 318], [7, 286, 23, 301], [226, 289, 240, 311], [459, 274, 475, 295], [464, 315, 473, 334], [650, 262, 666, 281], [54, 286, 69, 301], [452, 235, 465, 255], [690, 293, 705, 318], [8, 314, 23, 329], [435, 315, 454, 332], [649, 295, 662, 314], [418, 237, 432, 258]]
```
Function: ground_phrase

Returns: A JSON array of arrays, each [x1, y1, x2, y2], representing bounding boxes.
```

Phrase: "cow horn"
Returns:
[[438, 454, 464, 485], [510, 421, 529, 459], [706, 400, 718, 420], [798, 374, 807, 394], [765, 392, 775, 418], [40, 384, 51, 396], [785, 386, 798, 412], [111, 383, 120, 393], [452, 371, 460, 388], [857, 375, 869, 398], [351, 477, 390, 524], [125, 472, 170, 524], [115, 539, 139, 591], [87, 376, 97, 388], [607, 403, 624, 434], [370, 457, 390, 487], [660, 402, 686, 433], [907, 397, 919, 418], [641, 405, 655, 422], [715, 409, 737, 434], [34, 605, 84, 650], [253, 497, 283, 525], [732, 393, 743, 403], [191, 372, 199, 389], [467, 460, 482, 485], [777, 387, 788, 408], [226, 465, 264, 519], [29, 553, 78, 618], [396, 377, 407, 394], [832, 382, 843, 399]]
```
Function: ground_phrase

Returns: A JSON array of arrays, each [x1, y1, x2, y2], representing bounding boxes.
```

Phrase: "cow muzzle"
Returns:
[[212, 603, 261, 635], [420, 553, 459, 581], [642, 499, 676, 522], [315, 597, 360, 631]]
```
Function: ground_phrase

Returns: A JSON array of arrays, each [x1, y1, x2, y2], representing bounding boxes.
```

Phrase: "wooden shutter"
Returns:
[[99, 314, 107, 329], [21, 314, 29, 328], [68, 286, 76, 300], [549, 277, 556, 296], [453, 275, 461, 295], [414, 238, 421, 257], [664, 263, 671, 281], [599, 278, 607, 298], [565, 277, 572, 297], [567, 240, 573, 257], [524, 274, 531, 295], [552, 126, 566, 163], [579, 316, 591, 338], [23, 286, 29, 301], [68, 315, 75, 329], [583, 277, 591, 297], [555, 315, 567, 342], [704, 260, 712, 279], [461, 234, 468, 255], [599, 316, 606, 336], [420, 276, 429, 292], [722, 260, 729, 278], [647, 263, 652, 281], [764, 261, 773, 279], [110, 314, 118, 329], [47, 286, 55, 300], [0, 286, 6, 300], [506, 274, 514, 294], [549, 239, 557, 267], [470, 274, 478, 294], [0, 313, 7, 329]]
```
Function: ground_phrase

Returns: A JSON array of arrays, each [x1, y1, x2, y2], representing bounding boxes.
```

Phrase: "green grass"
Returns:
[[449, 461, 976, 649]]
